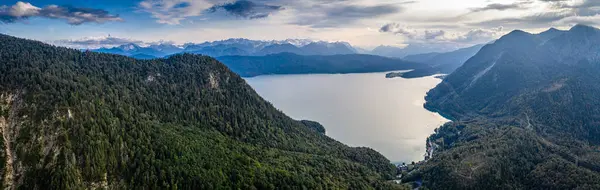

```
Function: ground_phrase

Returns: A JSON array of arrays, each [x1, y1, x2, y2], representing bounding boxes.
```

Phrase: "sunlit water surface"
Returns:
[[245, 72, 449, 162]]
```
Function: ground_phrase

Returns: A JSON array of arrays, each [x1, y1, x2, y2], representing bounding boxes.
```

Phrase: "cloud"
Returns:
[[54, 36, 144, 49], [450, 27, 503, 43], [379, 23, 417, 37], [554, 14, 600, 26], [207, 0, 283, 19], [0, 2, 40, 23], [380, 23, 503, 44], [138, 0, 213, 24], [472, 0, 600, 28], [424, 30, 446, 40], [292, 3, 402, 28], [472, 11, 572, 28], [0, 1, 122, 25], [471, 2, 530, 12]]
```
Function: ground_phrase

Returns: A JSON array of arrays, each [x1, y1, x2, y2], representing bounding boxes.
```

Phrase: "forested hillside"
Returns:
[[0, 34, 403, 189], [416, 25, 600, 189], [217, 53, 429, 77]]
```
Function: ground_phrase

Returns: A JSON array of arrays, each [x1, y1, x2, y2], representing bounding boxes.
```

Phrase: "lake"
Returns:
[[245, 72, 449, 163]]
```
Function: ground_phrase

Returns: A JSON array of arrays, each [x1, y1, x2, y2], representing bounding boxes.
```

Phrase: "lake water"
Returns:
[[245, 72, 449, 163]]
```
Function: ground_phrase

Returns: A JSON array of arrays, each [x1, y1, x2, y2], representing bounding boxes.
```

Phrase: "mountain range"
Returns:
[[91, 39, 358, 58], [370, 43, 462, 58], [92, 39, 443, 78], [89, 38, 484, 64], [412, 24, 600, 189]]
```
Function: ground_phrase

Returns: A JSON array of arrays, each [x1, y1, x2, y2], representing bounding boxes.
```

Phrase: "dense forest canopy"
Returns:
[[0, 34, 405, 189]]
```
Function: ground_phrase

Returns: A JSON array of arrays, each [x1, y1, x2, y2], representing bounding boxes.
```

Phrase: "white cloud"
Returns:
[[0, 1, 122, 25], [554, 14, 600, 26], [8, 1, 40, 17], [380, 23, 503, 45]]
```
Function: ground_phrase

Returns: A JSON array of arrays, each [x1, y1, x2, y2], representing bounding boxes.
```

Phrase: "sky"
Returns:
[[0, 0, 598, 49]]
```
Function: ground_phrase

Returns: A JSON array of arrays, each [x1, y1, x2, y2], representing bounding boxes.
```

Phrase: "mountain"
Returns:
[[402, 52, 442, 63], [537, 27, 567, 41], [299, 42, 357, 55], [413, 25, 600, 189], [92, 38, 361, 58], [0, 34, 405, 189], [147, 43, 183, 55], [371, 44, 460, 58], [254, 43, 305, 55], [130, 53, 157, 59], [93, 43, 178, 58], [216, 53, 430, 77], [183, 39, 358, 56], [400, 44, 485, 78], [183, 38, 265, 54], [370, 46, 406, 58], [189, 44, 251, 57]]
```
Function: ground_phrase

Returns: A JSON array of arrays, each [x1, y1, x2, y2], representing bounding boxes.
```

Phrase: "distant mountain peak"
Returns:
[[119, 43, 140, 51], [506, 29, 532, 36], [569, 24, 600, 34], [495, 30, 535, 45], [541, 27, 563, 34], [571, 24, 598, 30]]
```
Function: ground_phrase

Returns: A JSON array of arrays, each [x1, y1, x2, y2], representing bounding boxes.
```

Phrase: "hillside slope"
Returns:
[[0, 34, 403, 189], [417, 25, 600, 189], [217, 53, 430, 77]]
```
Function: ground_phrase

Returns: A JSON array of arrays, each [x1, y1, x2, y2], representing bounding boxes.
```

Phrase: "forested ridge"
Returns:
[[0, 34, 404, 189], [216, 53, 429, 77], [414, 25, 600, 189]]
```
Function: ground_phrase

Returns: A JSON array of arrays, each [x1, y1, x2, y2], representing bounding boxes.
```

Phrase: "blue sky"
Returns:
[[1, 0, 598, 49]]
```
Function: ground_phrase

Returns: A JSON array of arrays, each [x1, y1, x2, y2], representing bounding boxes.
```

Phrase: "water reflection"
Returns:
[[245, 72, 449, 162]]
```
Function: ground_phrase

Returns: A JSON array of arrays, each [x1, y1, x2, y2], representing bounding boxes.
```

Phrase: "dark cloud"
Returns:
[[0, 1, 122, 25], [39, 5, 123, 25], [471, 2, 530, 12], [472, 0, 600, 28], [207, 0, 283, 19], [292, 4, 402, 28], [326, 4, 399, 19], [424, 30, 445, 40], [380, 23, 417, 37], [471, 11, 571, 28]]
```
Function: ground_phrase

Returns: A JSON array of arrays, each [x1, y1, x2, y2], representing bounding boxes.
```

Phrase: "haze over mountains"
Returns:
[[88, 37, 476, 60], [401, 44, 486, 78], [91, 38, 360, 59]]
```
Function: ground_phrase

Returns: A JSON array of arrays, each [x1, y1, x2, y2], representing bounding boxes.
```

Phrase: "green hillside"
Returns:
[[0, 34, 403, 189]]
